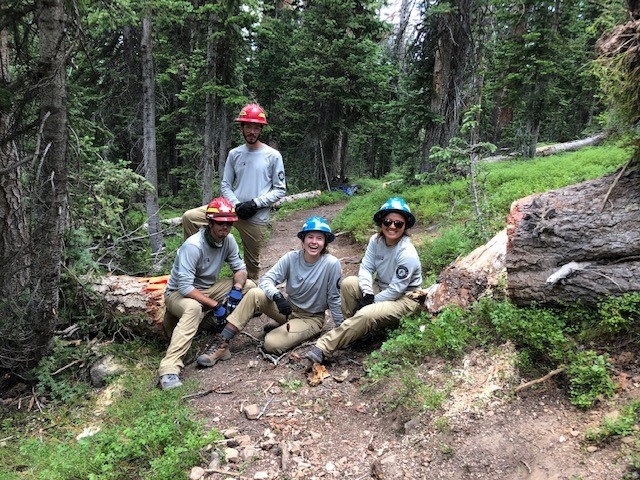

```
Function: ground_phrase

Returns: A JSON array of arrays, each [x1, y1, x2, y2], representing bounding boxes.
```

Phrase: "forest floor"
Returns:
[[183, 200, 639, 480]]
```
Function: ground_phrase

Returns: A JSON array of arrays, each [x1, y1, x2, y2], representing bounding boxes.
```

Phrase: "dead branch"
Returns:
[[513, 366, 565, 394]]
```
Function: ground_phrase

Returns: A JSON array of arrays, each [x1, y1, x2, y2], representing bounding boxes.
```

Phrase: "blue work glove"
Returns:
[[201, 303, 228, 334], [355, 293, 375, 312], [273, 292, 292, 316], [236, 200, 258, 220], [213, 304, 228, 326], [225, 286, 243, 314]]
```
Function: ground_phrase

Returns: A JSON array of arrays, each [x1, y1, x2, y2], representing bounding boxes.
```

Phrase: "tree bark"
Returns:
[[141, 15, 164, 254], [27, 0, 69, 367], [0, 26, 30, 296], [90, 275, 168, 338], [506, 167, 640, 306], [409, 229, 507, 313]]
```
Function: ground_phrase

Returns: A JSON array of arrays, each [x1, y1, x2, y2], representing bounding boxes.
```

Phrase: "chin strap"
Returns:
[[204, 228, 222, 248]]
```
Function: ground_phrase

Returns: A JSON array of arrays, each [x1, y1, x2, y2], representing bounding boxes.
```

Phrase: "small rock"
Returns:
[[253, 472, 269, 480], [223, 428, 239, 438], [586, 446, 598, 453], [326, 461, 335, 472], [224, 447, 240, 463], [90, 355, 124, 387], [242, 446, 259, 460], [189, 466, 205, 480], [236, 434, 253, 447], [244, 404, 261, 420]]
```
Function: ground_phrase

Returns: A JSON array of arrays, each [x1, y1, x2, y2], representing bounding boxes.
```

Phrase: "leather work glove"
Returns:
[[355, 293, 375, 312], [273, 292, 293, 316], [225, 286, 243, 314], [235, 200, 258, 220]]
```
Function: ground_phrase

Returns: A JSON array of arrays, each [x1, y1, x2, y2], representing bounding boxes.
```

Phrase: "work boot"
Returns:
[[159, 374, 183, 390], [196, 339, 231, 367]]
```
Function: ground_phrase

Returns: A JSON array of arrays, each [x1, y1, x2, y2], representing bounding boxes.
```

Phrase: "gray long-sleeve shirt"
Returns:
[[220, 144, 286, 225], [359, 234, 422, 303], [259, 250, 343, 325], [165, 229, 246, 297]]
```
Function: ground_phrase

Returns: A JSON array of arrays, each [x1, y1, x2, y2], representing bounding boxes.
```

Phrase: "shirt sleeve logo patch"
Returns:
[[396, 265, 409, 279], [278, 171, 285, 181]]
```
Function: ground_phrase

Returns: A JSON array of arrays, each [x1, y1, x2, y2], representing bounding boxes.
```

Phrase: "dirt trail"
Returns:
[[183, 201, 634, 480]]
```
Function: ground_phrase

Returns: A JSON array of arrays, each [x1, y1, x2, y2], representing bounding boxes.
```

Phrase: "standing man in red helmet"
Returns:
[[182, 103, 286, 280]]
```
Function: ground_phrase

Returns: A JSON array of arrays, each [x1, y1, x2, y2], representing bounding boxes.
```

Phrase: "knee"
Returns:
[[340, 276, 360, 296]]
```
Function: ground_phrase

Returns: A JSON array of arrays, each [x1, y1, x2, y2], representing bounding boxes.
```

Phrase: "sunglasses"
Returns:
[[213, 220, 234, 227], [382, 218, 405, 229]]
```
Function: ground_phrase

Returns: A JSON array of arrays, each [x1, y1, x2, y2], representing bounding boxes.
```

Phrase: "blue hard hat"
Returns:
[[373, 197, 416, 229], [297, 216, 335, 243]]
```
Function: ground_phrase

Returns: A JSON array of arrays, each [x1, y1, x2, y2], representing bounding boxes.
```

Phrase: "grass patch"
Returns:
[[0, 343, 220, 480]]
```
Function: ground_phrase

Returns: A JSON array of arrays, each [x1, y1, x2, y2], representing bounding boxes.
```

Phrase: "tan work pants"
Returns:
[[158, 278, 256, 376], [227, 287, 325, 355], [316, 276, 419, 355]]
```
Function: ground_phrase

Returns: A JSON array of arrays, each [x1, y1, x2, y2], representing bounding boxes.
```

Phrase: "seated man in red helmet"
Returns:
[[305, 197, 423, 365], [182, 103, 286, 280], [158, 197, 256, 390], [195, 216, 343, 367]]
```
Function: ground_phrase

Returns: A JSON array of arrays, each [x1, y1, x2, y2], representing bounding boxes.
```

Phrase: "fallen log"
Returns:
[[535, 133, 608, 156], [143, 191, 324, 230], [90, 274, 168, 338], [273, 190, 321, 208], [506, 167, 640, 306], [483, 133, 607, 163], [408, 229, 507, 313]]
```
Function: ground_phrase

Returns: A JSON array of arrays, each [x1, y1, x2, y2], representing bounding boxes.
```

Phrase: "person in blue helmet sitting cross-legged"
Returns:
[[196, 216, 344, 367]]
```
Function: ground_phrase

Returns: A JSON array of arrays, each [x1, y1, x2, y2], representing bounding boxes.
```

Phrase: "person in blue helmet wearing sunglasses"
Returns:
[[196, 216, 343, 367], [306, 197, 422, 365]]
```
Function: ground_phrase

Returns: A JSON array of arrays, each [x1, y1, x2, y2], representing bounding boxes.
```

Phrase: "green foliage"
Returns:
[[68, 158, 153, 275], [279, 377, 303, 392], [2, 350, 220, 480], [565, 350, 616, 409], [383, 373, 447, 413], [33, 338, 95, 402], [489, 301, 573, 366], [419, 224, 484, 279], [585, 399, 640, 443], [366, 306, 472, 380], [583, 293, 640, 340]]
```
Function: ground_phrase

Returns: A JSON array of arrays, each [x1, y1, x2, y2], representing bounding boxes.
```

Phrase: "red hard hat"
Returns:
[[234, 103, 268, 125], [205, 197, 238, 222]]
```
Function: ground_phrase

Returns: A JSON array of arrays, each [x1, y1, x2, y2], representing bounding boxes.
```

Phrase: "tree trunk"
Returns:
[[27, 0, 69, 367], [0, 26, 30, 296], [141, 15, 163, 254], [203, 16, 217, 205], [410, 229, 507, 313], [419, 0, 474, 173], [506, 166, 640, 306], [90, 275, 168, 338]]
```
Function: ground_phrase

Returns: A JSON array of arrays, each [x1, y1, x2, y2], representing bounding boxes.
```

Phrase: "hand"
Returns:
[[236, 200, 258, 220], [273, 292, 292, 316], [356, 293, 375, 312], [213, 304, 228, 325], [201, 304, 228, 333], [225, 286, 243, 314]]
